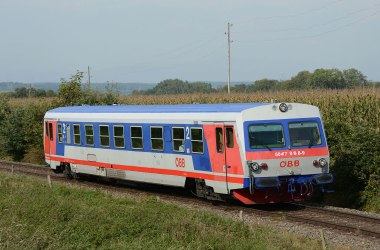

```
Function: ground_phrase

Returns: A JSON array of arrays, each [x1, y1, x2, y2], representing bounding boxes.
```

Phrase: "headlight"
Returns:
[[249, 162, 260, 171], [319, 158, 328, 167], [279, 103, 288, 112]]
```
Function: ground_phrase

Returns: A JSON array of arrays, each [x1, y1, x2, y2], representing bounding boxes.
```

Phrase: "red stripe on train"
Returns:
[[48, 155, 245, 184], [245, 147, 329, 160]]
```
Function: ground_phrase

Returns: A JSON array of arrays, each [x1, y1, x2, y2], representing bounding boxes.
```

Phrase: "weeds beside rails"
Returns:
[[0, 172, 324, 249]]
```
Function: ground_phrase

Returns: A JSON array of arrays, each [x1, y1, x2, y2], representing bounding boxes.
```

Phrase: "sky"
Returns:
[[0, 0, 379, 84]]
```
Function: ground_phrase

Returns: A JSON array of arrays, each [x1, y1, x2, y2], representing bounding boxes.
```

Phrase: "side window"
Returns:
[[49, 123, 53, 141], [216, 127, 223, 153], [226, 127, 234, 148], [85, 125, 94, 146], [73, 124, 81, 145], [57, 123, 63, 143], [66, 124, 71, 144], [191, 127, 204, 154], [45, 122, 49, 136], [172, 127, 185, 152], [114, 125, 125, 148], [100, 125, 110, 147], [131, 126, 143, 149], [151, 127, 163, 151]]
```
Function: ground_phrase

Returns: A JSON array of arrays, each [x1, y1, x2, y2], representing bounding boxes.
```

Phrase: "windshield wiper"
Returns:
[[254, 137, 272, 151], [262, 144, 272, 151]]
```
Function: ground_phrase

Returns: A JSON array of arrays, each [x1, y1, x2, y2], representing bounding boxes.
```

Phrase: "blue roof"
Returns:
[[47, 103, 270, 113]]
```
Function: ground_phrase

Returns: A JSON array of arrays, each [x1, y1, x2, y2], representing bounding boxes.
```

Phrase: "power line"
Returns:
[[237, 9, 380, 43], [237, 3, 380, 34], [96, 33, 223, 74], [239, 0, 344, 23], [226, 22, 232, 95]]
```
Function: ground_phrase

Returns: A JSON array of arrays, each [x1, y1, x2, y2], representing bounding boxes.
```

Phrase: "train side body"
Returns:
[[44, 103, 333, 204]]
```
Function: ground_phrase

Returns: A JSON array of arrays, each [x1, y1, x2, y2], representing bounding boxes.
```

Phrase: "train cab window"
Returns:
[[113, 126, 125, 148], [48, 123, 53, 141], [85, 125, 94, 146], [248, 124, 285, 149], [66, 124, 71, 144], [216, 128, 223, 153], [226, 127, 234, 148], [131, 126, 143, 149], [289, 121, 321, 147], [73, 124, 81, 145], [151, 127, 163, 151], [57, 123, 63, 143], [191, 128, 204, 154], [100, 125, 110, 147], [172, 127, 185, 152]]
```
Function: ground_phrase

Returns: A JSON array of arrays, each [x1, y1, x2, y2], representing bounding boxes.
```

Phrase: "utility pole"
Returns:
[[87, 66, 91, 90], [226, 22, 232, 95], [28, 84, 31, 98]]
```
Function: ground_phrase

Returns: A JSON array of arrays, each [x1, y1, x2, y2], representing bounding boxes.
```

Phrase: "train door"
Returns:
[[212, 125, 238, 173], [223, 125, 243, 192], [44, 121, 55, 165]]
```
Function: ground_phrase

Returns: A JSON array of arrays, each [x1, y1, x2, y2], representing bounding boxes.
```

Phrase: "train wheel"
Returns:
[[63, 163, 73, 180]]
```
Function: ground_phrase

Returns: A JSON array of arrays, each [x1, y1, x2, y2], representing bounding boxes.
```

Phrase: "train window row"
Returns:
[[57, 123, 204, 154]]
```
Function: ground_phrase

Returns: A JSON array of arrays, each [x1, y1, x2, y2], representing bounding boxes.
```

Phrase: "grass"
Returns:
[[0, 172, 325, 249]]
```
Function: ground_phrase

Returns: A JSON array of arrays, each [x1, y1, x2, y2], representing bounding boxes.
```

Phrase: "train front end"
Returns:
[[233, 103, 333, 204]]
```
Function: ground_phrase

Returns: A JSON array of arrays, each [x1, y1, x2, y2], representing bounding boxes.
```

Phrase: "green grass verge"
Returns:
[[0, 173, 323, 249]]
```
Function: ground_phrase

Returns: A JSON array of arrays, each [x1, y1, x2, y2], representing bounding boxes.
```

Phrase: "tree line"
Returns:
[[133, 68, 379, 95], [1, 87, 57, 98], [1, 68, 379, 98]]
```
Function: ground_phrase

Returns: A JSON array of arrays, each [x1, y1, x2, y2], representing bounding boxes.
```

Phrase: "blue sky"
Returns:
[[1, 0, 379, 83]]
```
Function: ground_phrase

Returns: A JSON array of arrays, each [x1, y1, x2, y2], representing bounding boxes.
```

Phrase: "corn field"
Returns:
[[120, 88, 379, 132]]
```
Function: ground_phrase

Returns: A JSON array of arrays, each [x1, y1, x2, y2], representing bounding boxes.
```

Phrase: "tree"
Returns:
[[343, 68, 367, 88], [251, 79, 279, 91], [14, 87, 28, 98], [46, 89, 56, 97], [188, 82, 215, 94], [101, 82, 120, 104], [282, 71, 312, 90], [307, 68, 346, 89], [58, 71, 84, 105], [0, 107, 27, 161], [231, 84, 249, 93]]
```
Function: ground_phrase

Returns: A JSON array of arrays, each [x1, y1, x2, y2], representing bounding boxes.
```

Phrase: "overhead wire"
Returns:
[[239, 2, 380, 34], [237, 9, 380, 43], [238, 0, 344, 23], [96, 32, 223, 74]]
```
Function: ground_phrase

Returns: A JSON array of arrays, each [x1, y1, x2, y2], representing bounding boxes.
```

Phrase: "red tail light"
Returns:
[[260, 163, 268, 170], [313, 160, 319, 167]]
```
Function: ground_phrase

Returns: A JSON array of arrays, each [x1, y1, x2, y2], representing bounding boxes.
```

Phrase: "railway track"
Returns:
[[1, 160, 379, 240]]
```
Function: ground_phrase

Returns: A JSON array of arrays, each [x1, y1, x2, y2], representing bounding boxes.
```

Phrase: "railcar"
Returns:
[[44, 102, 333, 204]]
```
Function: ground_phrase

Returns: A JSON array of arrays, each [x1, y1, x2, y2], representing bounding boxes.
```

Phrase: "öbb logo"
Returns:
[[280, 160, 300, 168], [175, 157, 186, 168]]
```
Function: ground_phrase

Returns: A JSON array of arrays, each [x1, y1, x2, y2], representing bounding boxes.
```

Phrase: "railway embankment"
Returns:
[[1, 162, 379, 249]]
